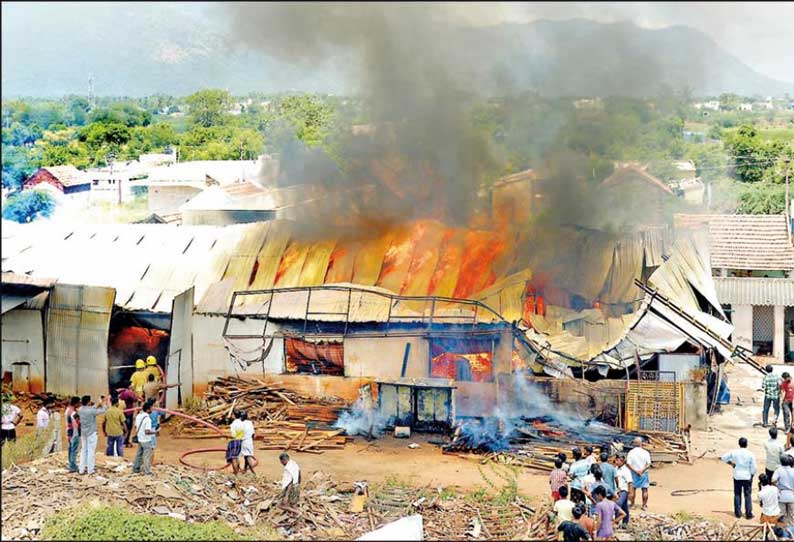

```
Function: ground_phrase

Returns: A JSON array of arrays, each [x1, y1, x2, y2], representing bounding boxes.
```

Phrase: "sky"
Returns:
[[449, 2, 794, 83], [2, 1, 793, 98]]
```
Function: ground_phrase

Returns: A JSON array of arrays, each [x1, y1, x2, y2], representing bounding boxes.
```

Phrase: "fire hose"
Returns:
[[122, 406, 258, 471]]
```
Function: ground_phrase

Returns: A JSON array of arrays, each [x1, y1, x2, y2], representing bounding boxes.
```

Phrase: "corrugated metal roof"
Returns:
[[714, 277, 794, 306], [676, 214, 794, 271]]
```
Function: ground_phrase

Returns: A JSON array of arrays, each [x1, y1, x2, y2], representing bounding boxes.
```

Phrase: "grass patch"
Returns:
[[672, 511, 696, 523], [41, 504, 268, 541], [383, 474, 411, 489], [1, 428, 53, 470]]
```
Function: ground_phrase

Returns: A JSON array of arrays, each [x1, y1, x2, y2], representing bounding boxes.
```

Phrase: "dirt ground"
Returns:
[[9, 358, 786, 525]]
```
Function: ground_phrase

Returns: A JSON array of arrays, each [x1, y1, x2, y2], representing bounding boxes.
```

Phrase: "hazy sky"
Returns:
[[457, 2, 794, 82]]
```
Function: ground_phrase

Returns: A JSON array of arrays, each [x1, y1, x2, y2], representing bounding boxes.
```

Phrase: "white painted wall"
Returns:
[[732, 304, 753, 352], [1, 308, 45, 393], [148, 186, 201, 215], [192, 314, 284, 392], [344, 336, 429, 379], [774, 305, 786, 362]]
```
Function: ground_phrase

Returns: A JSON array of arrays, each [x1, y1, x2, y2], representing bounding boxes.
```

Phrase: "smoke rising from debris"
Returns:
[[225, 3, 687, 248], [225, 2, 501, 232]]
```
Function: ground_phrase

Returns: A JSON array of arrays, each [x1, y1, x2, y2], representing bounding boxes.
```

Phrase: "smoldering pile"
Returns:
[[442, 415, 691, 471]]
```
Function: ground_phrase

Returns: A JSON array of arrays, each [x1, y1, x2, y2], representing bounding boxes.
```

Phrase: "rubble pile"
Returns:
[[170, 376, 350, 452], [442, 416, 691, 470], [626, 511, 778, 541]]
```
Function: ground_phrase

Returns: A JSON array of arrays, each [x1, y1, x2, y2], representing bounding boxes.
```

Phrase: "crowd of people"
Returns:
[[1, 355, 301, 512], [546, 437, 650, 541]]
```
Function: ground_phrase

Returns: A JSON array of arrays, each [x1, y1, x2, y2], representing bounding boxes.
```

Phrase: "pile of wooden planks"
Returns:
[[259, 422, 349, 453], [199, 376, 345, 425], [628, 511, 777, 541]]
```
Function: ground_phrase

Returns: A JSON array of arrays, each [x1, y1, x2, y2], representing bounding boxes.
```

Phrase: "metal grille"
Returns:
[[753, 305, 775, 343], [626, 370, 684, 433]]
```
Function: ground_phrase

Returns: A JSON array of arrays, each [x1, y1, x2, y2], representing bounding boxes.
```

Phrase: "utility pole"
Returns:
[[785, 157, 791, 242]]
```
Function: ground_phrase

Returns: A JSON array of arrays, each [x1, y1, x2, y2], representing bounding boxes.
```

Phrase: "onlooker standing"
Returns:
[[1, 396, 22, 445], [118, 387, 139, 447], [721, 437, 757, 519], [103, 394, 127, 458], [626, 437, 652, 510], [569, 448, 590, 504], [240, 411, 256, 475], [549, 485, 576, 530], [763, 365, 782, 428], [77, 395, 109, 475], [576, 503, 595, 539], [557, 505, 591, 542], [550, 458, 568, 501], [593, 486, 626, 539], [36, 396, 61, 455], [65, 397, 81, 473], [226, 410, 244, 475], [149, 407, 163, 465], [132, 400, 158, 475], [773, 454, 794, 525], [558, 452, 570, 474], [758, 473, 782, 524], [598, 452, 618, 495], [782, 373, 794, 431], [766, 427, 785, 479], [615, 453, 632, 525]]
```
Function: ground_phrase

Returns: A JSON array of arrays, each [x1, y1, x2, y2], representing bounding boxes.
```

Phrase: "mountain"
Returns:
[[2, 5, 791, 98]]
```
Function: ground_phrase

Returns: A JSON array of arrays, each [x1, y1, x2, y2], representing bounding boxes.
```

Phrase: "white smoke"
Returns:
[[334, 394, 389, 437]]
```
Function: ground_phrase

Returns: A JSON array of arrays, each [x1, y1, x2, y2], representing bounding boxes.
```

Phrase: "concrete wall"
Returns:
[[148, 185, 201, 215], [732, 304, 753, 352], [683, 381, 708, 430], [192, 314, 284, 395], [774, 305, 786, 361], [1, 308, 45, 393], [344, 336, 429, 379]]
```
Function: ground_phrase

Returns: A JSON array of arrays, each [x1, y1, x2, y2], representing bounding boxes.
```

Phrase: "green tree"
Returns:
[[726, 124, 783, 183], [2, 190, 56, 223], [185, 89, 232, 128]]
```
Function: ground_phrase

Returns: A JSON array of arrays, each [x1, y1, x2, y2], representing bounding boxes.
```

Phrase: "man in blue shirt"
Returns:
[[568, 447, 590, 505], [721, 437, 758, 519]]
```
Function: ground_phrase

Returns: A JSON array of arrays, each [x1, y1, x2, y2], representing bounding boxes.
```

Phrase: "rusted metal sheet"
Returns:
[[46, 284, 115, 398], [273, 241, 311, 288], [376, 225, 420, 294], [427, 230, 465, 298], [250, 222, 291, 291], [324, 241, 362, 284], [298, 238, 337, 287], [351, 231, 395, 286], [400, 221, 445, 297]]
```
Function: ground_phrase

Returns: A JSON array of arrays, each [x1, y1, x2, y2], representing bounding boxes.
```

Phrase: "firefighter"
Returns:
[[130, 359, 149, 397], [145, 355, 165, 383]]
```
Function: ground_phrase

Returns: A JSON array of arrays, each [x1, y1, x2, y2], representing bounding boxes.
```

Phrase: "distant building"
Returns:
[[23, 166, 91, 206], [573, 98, 604, 110], [693, 101, 720, 111], [677, 214, 794, 361], [127, 157, 276, 215], [739, 103, 753, 112]]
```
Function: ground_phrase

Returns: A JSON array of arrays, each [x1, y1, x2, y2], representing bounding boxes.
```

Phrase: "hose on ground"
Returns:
[[671, 488, 732, 496], [179, 447, 259, 471]]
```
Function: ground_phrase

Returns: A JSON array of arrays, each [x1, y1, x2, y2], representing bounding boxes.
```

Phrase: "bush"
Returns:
[[1, 426, 53, 470], [2, 189, 56, 223], [41, 505, 245, 541]]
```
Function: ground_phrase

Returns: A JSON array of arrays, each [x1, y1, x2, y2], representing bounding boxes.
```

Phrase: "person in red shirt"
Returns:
[[782, 373, 794, 431]]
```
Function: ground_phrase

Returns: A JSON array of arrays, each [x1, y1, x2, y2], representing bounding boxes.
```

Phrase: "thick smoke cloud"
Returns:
[[225, 3, 503, 233]]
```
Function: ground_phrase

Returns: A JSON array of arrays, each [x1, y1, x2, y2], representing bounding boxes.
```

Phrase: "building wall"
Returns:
[[192, 314, 284, 395], [182, 209, 276, 226], [0, 308, 45, 393], [732, 304, 753, 352], [774, 305, 786, 361], [23, 170, 64, 192], [344, 336, 429, 379], [148, 185, 202, 215]]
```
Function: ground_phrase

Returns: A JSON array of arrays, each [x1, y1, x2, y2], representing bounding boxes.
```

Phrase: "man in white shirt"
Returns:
[[765, 427, 785, 479], [615, 453, 632, 525], [759, 473, 782, 523], [36, 398, 52, 431], [132, 400, 158, 476], [1, 399, 22, 445], [626, 437, 652, 510], [279, 452, 301, 513], [773, 454, 794, 525], [36, 396, 61, 456], [239, 410, 256, 475], [227, 411, 245, 475], [721, 437, 758, 519]]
